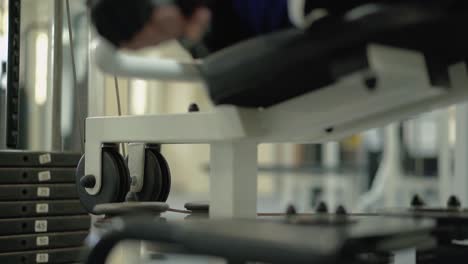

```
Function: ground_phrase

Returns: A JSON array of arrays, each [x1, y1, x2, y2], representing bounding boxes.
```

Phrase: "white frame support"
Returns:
[[127, 143, 146, 193], [86, 41, 468, 218], [356, 123, 403, 212], [438, 109, 452, 204], [393, 248, 416, 264], [210, 141, 258, 218], [454, 63, 468, 205]]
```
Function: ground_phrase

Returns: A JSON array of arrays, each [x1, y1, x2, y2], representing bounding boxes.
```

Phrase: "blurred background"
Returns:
[[0, 0, 459, 214]]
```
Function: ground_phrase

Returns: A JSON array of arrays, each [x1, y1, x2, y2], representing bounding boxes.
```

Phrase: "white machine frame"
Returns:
[[86, 39, 468, 219]]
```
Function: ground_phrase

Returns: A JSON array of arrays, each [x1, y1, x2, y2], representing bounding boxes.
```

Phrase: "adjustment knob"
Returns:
[[80, 175, 96, 188]]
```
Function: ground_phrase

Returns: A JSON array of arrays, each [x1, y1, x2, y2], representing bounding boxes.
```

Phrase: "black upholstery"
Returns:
[[201, 3, 468, 107]]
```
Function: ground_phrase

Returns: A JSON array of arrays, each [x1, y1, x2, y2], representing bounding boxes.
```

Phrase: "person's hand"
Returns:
[[121, 5, 211, 50]]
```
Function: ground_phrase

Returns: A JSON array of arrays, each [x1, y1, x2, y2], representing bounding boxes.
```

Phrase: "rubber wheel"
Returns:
[[75, 149, 130, 214], [153, 151, 171, 202], [111, 151, 131, 202], [133, 149, 164, 202]]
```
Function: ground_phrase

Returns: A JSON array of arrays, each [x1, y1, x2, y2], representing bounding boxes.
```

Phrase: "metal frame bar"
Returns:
[[127, 143, 145, 193], [51, 0, 63, 151], [210, 141, 258, 218]]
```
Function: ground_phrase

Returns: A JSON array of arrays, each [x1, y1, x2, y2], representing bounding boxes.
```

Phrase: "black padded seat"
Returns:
[[201, 3, 468, 108]]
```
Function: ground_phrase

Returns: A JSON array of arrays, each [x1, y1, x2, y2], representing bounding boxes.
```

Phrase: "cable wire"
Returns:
[[113, 76, 127, 157], [167, 208, 192, 214], [114, 77, 123, 116]]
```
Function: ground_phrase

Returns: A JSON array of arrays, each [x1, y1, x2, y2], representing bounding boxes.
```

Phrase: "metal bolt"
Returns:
[[336, 205, 347, 215], [286, 204, 297, 216], [364, 75, 378, 91], [447, 195, 461, 209], [188, 103, 200, 112], [316, 202, 328, 214], [411, 194, 425, 208], [80, 175, 96, 188]]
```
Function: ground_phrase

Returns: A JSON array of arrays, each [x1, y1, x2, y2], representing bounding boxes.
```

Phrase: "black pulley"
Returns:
[[152, 150, 172, 202], [132, 149, 164, 202], [76, 148, 130, 214]]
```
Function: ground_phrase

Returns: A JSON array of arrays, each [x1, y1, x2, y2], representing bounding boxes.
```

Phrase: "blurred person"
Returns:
[[87, 0, 373, 57]]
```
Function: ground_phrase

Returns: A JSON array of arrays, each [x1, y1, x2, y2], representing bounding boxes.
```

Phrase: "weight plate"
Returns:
[[131, 149, 162, 202], [75, 149, 129, 214], [152, 151, 171, 202]]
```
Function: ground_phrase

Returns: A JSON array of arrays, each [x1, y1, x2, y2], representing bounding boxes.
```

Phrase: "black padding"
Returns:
[[201, 3, 468, 107]]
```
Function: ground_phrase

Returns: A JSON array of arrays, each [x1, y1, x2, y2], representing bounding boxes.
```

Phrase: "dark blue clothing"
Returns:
[[232, 0, 290, 35], [204, 0, 292, 53], [203, 0, 440, 53]]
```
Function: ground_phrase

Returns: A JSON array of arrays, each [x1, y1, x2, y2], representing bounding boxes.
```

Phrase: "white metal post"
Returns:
[[437, 109, 452, 204], [455, 104, 468, 205], [453, 63, 468, 205], [210, 141, 258, 219], [383, 123, 403, 208], [393, 248, 416, 264], [356, 123, 402, 211], [128, 143, 146, 193], [323, 142, 340, 210]]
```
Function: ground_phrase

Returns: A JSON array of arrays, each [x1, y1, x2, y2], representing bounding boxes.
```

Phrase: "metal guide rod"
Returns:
[[65, 0, 85, 153], [51, 0, 63, 151]]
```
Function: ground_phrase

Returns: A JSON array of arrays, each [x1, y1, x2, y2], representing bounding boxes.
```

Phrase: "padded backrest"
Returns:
[[201, 3, 468, 107]]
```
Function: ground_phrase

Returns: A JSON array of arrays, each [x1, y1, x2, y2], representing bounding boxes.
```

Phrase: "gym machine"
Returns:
[[77, 1, 468, 219], [75, 1, 468, 264]]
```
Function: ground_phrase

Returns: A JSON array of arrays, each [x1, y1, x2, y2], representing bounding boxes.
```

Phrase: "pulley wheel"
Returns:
[[152, 150, 172, 202], [133, 149, 164, 202], [112, 150, 131, 202], [76, 148, 130, 214]]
